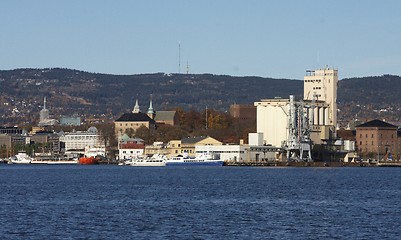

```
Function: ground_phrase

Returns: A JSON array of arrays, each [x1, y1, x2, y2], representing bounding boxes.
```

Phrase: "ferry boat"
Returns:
[[166, 152, 223, 166], [128, 154, 166, 167], [10, 152, 33, 164]]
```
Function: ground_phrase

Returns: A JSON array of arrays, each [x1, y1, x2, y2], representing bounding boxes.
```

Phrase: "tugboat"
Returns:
[[79, 156, 99, 165]]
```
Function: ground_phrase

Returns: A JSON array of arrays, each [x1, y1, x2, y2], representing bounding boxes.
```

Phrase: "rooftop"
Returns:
[[115, 113, 155, 123], [356, 119, 397, 129]]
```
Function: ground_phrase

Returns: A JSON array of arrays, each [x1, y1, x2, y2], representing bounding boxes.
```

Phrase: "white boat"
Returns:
[[129, 153, 167, 167], [166, 152, 224, 166], [10, 152, 33, 164], [46, 160, 79, 165]]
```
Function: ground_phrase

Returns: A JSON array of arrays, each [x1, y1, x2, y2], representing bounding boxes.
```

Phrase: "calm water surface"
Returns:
[[0, 165, 400, 239]]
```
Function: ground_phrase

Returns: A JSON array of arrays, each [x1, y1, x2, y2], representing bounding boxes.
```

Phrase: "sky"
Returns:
[[1, 0, 401, 80]]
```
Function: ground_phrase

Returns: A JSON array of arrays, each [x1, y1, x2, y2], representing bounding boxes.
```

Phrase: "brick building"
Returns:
[[355, 119, 398, 160]]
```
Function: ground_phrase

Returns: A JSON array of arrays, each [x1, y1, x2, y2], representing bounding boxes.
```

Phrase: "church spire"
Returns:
[[147, 94, 155, 119], [147, 95, 154, 114], [132, 99, 140, 113]]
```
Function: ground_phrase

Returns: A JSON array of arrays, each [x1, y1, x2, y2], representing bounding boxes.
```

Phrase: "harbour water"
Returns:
[[1, 165, 400, 239]]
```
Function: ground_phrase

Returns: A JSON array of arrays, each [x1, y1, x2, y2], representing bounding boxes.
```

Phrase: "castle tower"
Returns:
[[132, 99, 140, 113]]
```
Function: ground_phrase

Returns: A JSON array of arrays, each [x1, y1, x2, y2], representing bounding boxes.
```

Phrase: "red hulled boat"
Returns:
[[79, 156, 99, 165]]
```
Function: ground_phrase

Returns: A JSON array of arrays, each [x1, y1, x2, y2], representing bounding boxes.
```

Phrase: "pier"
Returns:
[[224, 160, 401, 167]]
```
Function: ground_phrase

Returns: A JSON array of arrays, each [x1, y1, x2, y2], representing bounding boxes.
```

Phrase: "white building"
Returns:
[[59, 126, 105, 157], [118, 134, 145, 160], [255, 67, 338, 148], [254, 98, 289, 147], [195, 145, 246, 161], [304, 67, 338, 128]]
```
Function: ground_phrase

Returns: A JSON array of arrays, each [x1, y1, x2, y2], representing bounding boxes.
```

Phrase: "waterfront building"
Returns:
[[254, 98, 289, 147], [255, 67, 338, 148], [144, 141, 170, 156], [168, 140, 182, 156], [30, 131, 60, 155], [356, 119, 398, 160], [59, 126, 105, 157], [114, 99, 156, 140], [168, 136, 222, 157], [304, 67, 338, 130], [195, 144, 246, 161], [118, 134, 145, 160]]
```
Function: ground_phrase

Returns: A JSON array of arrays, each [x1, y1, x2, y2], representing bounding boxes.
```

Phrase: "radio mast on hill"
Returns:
[[178, 41, 181, 74]]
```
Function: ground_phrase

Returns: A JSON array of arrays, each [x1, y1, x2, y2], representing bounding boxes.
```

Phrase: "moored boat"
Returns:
[[79, 156, 99, 165], [10, 152, 33, 164], [165, 152, 223, 166], [129, 154, 167, 167]]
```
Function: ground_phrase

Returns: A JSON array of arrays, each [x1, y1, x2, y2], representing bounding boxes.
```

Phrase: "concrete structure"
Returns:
[[196, 144, 246, 161], [254, 98, 289, 147], [356, 119, 398, 160], [38, 97, 57, 127], [249, 132, 264, 146], [248, 145, 279, 161], [304, 67, 338, 128], [59, 126, 105, 157], [254, 67, 339, 160]]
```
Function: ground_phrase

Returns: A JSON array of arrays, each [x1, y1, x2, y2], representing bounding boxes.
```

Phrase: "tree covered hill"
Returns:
[[0, 68, 400, 126]]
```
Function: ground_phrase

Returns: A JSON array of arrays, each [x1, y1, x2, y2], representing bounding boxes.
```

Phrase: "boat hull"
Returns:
[[165, 160, 224, 166], [130, 161, 166, 167], [79, 157, 98, 165]]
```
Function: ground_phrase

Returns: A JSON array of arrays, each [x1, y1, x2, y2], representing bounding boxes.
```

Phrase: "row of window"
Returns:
[[305, 79, 322, 83], [119, 123, 145, 127], [313, 87, 322, 90], [360, 141, 392, 146], [122, 150, 142, 154], [359, 134, 394, 138], [64, 136, 98, 140]]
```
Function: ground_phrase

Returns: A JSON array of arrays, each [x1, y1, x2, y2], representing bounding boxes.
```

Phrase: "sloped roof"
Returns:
[[181, 136, 208, 144], [356, 119, 397, 129], [154, 111, 176, 121], [115, 113, 155, 123]]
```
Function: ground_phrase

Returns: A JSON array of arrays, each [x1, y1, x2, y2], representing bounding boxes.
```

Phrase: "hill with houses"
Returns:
[[0, 68, 400, 127]]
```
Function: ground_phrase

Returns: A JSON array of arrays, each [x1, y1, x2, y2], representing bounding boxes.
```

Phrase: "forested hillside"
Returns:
[[0, 68, 400, 126]]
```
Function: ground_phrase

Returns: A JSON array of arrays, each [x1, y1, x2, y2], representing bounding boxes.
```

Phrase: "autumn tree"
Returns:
[[155, 124, 188, 142], [134, 126, 155, 145]]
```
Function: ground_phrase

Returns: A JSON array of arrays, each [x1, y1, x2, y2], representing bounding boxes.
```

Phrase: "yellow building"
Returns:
[[114, 99, 155, 139], [168, 136, 222, 157]]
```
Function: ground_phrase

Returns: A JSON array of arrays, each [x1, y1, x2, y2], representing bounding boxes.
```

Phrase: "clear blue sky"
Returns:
[[1, 0, 400, 79]]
